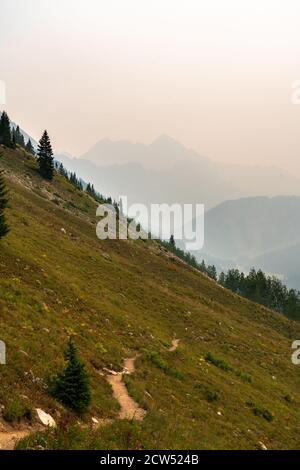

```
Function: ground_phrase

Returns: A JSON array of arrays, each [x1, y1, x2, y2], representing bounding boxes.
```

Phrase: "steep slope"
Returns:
[[1, 147, 300, 450]]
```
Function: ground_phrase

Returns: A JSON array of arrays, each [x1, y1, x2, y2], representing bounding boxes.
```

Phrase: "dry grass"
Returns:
[[0, 146, 300, 449]]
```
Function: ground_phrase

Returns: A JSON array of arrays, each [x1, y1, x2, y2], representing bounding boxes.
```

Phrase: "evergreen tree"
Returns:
[[37, 130, 54, 180], [200, 260, 206, 273], [224, 268, 241, 292], [51, 338, 91, 415], [58, 162, 68, 178], [70, 172, 78, 186], [0, 153, 9, 239], [169, 234, 175, 247], [0, 112, 13, 148], [69, 172, 83, 190], [25, 138, 35, 155], [12, 125, 25, 148], [217, 264, 300, 321], [218, 271, 226, 285], [206, 264, 217, 281], [11, 133, 16, 150]]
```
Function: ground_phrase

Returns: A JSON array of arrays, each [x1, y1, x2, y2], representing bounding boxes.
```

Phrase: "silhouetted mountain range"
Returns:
[[55, 136, 300, 209]]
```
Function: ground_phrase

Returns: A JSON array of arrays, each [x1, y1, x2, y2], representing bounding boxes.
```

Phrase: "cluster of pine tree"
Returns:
[[0, 111, 15, 148], [0, 112, 112, 205], [86, 182, 99, 199], [55, 161, 112, 204], [86, 182, 114, 206], [163, 237, 300, 322], [12, 125, 24, 148], [56, 162, 68, 178], [69, 172, 83, 190], [160, 237, 218, 280], [0, 113, 54, 182], [56, 162, 85, 191], [0, 111, 35, 154], [218, 267, 300, 321]]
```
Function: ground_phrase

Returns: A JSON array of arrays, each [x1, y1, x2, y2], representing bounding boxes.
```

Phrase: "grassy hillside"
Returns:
[[1, 146, 300, 450]]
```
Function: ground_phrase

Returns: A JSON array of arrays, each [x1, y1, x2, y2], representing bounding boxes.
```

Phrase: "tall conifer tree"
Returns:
[[37, 130, 54, 180], [0, 112, 13, 148]]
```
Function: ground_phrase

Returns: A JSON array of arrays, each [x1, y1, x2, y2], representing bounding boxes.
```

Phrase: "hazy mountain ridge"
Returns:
[[194, 195, 300, 288], [25, 131, 300, 288], [203, 196, 300, 259], [56, 136, 300, 210]]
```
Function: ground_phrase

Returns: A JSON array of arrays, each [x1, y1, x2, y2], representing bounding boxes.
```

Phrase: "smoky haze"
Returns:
[[1, 0, 300, 173]]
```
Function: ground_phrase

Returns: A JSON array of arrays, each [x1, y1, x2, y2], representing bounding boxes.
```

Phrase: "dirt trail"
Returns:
[[168, 338, 180, 352], [1, 344, 177, 448], [106, 356, 146, 421], [0, 430, 31, 450]]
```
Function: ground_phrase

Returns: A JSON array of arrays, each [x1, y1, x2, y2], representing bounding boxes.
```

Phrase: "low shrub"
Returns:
[[3, 399, 33, 423], [246, 401, 273, 422], [195, 383, 219, 402], [204, 352, 232, 372], [146, 351, 183, 379]]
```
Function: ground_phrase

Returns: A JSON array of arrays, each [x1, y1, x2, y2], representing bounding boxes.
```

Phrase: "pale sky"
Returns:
[[1, 0, 300, 171]]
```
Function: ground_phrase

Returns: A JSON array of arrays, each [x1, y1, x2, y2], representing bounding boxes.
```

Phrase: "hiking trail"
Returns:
[[106, 356, 146, 421], [0, 429, 33, 450], [0, 339, 180, 449]]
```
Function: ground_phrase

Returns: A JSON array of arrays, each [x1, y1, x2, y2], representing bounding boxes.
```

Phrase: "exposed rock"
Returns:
[[36, 408, 56, 428], [258, 441, 268, 450]]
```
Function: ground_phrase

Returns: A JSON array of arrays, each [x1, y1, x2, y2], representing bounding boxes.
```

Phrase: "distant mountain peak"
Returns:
[[151, 134, 182, 147]]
